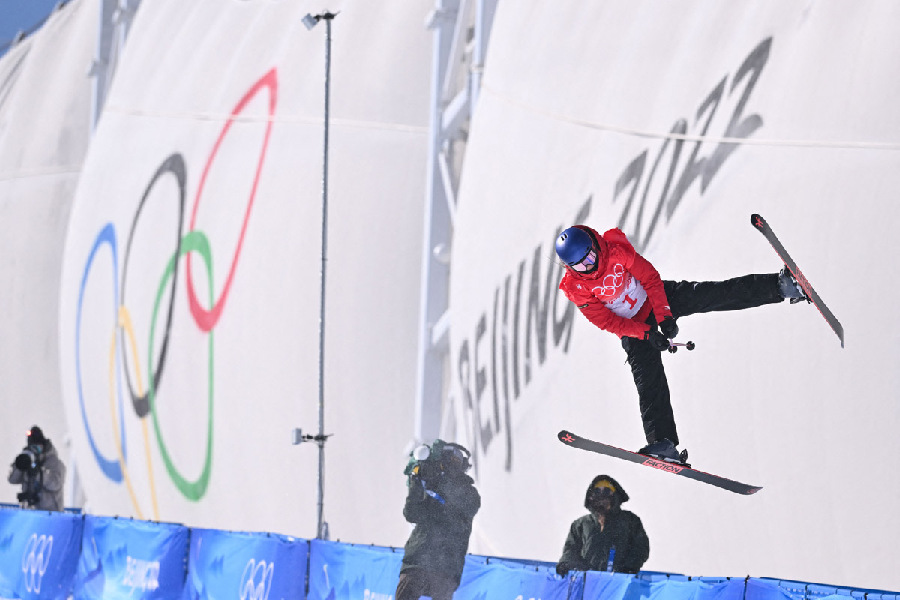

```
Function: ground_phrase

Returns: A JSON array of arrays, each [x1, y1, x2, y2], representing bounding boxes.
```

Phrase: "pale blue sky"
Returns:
[[0, 0, 62, 50]]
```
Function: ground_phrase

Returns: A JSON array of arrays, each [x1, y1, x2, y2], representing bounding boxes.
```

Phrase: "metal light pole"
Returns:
[[302, 9, 337, 541]]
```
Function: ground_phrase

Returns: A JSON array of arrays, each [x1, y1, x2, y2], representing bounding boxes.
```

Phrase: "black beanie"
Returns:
[[27, 426, 47, 445]]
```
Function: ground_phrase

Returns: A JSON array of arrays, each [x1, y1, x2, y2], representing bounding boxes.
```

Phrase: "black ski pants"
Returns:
[[621, 273, 784, 447]]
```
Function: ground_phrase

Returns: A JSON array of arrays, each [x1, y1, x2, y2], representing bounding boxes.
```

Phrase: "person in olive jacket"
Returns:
[[396, 440, 481, 600], [556, 475, 649, 575]]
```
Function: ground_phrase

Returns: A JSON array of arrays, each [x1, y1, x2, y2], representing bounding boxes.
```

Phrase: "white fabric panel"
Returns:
[[450, 1, 899, 590], [0, 0, 96, 505], [58, 0, 430, 544]]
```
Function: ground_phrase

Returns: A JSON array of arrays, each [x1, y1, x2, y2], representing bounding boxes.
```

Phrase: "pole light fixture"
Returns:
[[298, 9, 338, 542]]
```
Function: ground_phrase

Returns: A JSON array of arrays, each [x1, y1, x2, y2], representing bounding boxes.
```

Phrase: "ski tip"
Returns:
[[750, 213, 765, 229], [558, 430, 576, 444], [745, 486, 763, 495]]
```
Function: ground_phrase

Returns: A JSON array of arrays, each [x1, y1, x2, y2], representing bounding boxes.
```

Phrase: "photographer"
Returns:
[[7, 426, 66, 511], [396, 440, 480, 600]]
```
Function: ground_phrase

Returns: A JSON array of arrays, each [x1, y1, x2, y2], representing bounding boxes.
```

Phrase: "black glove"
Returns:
[[644, 329, 670, 352], [556, 561, 573, 576], [660, 316, 678, 339]]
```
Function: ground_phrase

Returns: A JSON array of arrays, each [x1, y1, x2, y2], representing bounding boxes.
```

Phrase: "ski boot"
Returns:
[[638, 439, 690, 467], [778, 266, 809, 304]]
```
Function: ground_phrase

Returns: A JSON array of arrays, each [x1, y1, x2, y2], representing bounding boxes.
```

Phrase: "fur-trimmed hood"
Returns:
[[584, 474, 629, 508]]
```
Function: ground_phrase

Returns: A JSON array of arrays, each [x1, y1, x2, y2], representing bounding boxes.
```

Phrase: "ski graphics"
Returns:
[[751, 214, 844, 348], [558, 430, 762, 495]]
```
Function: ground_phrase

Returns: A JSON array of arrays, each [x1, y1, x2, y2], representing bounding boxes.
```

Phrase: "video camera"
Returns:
[[13, 450, 42, 507], [15, 449, 40, 473], [404, 439, 472, 483]]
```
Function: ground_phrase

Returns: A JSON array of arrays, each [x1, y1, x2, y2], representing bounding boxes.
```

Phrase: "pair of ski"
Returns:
[[560, 214, 844, 495]]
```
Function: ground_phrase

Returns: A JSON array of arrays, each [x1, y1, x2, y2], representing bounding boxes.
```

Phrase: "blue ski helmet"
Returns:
[[555, 227, 594, 266]]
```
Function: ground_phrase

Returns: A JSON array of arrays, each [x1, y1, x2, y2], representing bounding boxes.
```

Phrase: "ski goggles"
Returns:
[[591, 481, 617, 497], [569, 248, 597, 272]]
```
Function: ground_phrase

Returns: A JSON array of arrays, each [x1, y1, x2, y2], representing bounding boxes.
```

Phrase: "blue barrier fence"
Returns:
[[0, 507, 894, 600]]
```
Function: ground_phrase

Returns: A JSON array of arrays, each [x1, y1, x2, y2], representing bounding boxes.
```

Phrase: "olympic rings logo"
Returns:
[[72, 68, 278, 514], [21, 534, 53, 593], [239, 559, 275, 600], [596, 263, 626, 297]]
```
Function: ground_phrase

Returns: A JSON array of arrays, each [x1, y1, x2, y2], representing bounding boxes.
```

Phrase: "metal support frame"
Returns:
[[88, 0, 140, 130], [414, 0, 498, 446]]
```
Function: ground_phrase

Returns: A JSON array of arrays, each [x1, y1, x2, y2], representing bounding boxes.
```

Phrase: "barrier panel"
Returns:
[[745, 578, 803, 600], [807, 583, 855, 599], [73, 515, 188, 599], [0, 507, 897, 599], [456, 556, 569, 600], [584, 571, 636, 600], [584, 571, 746, 600], [308, 539, 403, 600], [696, 577, 750, 600], [183, 528, 308, 600], [748, 579, 900, 600], [0, 509, 83, 600]]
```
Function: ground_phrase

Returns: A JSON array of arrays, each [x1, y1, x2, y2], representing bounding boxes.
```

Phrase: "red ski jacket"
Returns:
[[558, 226, 672, 339]]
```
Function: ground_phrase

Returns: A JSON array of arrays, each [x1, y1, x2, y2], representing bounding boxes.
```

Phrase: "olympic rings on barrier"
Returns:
[[21, 533, 53, 594], [240, 559, 275, 600], [71, 68, 278, 504]]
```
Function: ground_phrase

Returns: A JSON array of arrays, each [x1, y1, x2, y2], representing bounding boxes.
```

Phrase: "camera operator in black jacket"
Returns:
[[396, 439, 480, 600], [7, 426, 66, 511]]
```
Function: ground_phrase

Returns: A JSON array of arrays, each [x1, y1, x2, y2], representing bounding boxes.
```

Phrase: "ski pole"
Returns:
[[667, 341, 695, 354]]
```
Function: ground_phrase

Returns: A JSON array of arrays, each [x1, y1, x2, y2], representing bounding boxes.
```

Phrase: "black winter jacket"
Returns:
[[558, 509, 649, 574], [400, 472, 480, 585]]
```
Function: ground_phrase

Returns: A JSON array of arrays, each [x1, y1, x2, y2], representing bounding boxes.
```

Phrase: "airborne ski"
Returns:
[[558, 430, 762, 495], [751, 214, 844, 347]]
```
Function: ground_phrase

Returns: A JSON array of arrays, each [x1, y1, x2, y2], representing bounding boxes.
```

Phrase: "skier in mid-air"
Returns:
[[555, 224, 807, 464]]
